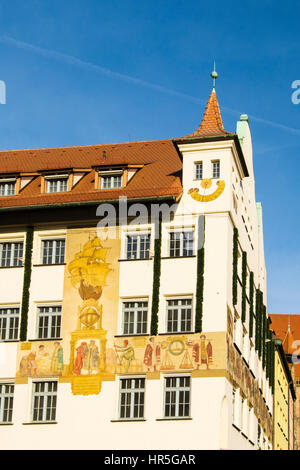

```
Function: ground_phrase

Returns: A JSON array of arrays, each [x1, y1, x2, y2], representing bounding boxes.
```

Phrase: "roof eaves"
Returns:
[[173, 134, 249, 178], [275, 340, 296, 400], [0, 194, 179, 213]]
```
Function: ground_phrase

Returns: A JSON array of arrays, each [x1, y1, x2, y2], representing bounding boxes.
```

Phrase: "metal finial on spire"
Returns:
[[210, 61, 218, 90]]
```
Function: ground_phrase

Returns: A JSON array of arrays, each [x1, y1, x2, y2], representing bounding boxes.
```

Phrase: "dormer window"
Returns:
[[45, 175, 68, 193], [99, 170, 123, 189], [0, 179, 16, 196]]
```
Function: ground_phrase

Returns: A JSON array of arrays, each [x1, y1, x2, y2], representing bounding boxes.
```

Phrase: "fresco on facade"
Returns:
[[15, 228, 227, 395], [65, 232, 117, 393], [73, 339, 101, 375], [17, 341, 64, 377], [106, 333, 224, 375]]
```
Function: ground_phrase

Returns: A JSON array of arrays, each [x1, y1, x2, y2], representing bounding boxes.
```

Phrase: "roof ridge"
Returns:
[[0, 138, 173, 154]]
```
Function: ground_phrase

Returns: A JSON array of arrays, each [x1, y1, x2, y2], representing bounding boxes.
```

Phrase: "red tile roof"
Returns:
[[269, 314, 300, 377], [0, 139, 183, 210], [185, 90, 232, 138]]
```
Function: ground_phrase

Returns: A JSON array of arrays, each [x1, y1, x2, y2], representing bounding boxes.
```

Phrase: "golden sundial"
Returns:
[[188, 178, 225, 202]]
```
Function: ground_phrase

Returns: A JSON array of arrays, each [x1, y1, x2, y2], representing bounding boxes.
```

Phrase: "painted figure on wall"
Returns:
[[143, 337, 161, 372], [83, 340, 100, 374], [114, 340, 135, 372], [51, 342, 64, 375], [227, 308, 233, 338], [19, 352, 37, 376], [192, 340, 200, 369], [73, 340, 100, 375], [18, 342, 64, 377], [73, 342, 87, 375], [199, 335, 213, 369], [36, 345, 50, 375]]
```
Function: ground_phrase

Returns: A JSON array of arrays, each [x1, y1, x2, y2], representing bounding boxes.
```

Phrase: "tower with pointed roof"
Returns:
[[172, 68, 273, 448]]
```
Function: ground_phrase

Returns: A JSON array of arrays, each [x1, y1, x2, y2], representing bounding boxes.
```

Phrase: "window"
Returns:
[[100, 172, 122, 189], [232, 389, 237, 425], [119, 378, 145, 420], [126, 234, 150, 260], [122, 301, 148, 335], [37, 306, 62, 339], [233, 388, 241, 429], [212, 160, 220, 178], [0, 180, 16, 196], [257, 423, 262, 449], [194, 162, 203, 180], [46, 176, 68, 193], [0, 307, 19, 341], [166, 298, 192, 333], [0, 384, 14, 423], [41, 239, 65, 265], [31, 381, 57, 423], [249, 407, 255, 443], [169, 231, 194, 257], [0, 241, 23, 267], [164, 376, 190, 418], [233, 194, 238, 214]]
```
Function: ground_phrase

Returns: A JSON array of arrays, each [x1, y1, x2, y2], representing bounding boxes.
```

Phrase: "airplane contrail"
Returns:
[[1, 35, 300, 137]]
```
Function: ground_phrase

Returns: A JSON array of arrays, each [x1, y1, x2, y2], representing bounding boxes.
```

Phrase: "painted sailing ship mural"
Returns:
[[68, 237, 112, 394]]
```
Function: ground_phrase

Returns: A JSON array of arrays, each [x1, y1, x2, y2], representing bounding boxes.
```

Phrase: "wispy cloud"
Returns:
[[0, 35, 207, 104], [1, 34, 300, 137]]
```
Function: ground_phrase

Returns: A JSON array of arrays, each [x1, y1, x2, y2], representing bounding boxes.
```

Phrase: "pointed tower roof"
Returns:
[[186, 89, 232, 138], [282, 315, 296, 356]]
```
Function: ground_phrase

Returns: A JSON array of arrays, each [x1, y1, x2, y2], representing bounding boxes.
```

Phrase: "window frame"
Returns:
[[99, 170, 123, 190], [126, 233, 151, 260], [165, 297, 193, 334], [36, 305, 62, 340], [40, 238, 66, 265], [0, 306, 20, 341], [0, 383, 14, 423], [168, 231, 194, 258], [0, 179, 16, 197], [163, 375, 191, 419], [0, 240, 24, 267], [194, 162, 203, 180], [45, 175, 69, 194], [211, 160, 220, 179], [118, 377, 146, 420], [121, 300, 148, 336], [31, 380, 58, 423]]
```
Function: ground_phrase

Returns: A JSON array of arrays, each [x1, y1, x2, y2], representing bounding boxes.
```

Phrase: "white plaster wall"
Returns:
[[0, 267, 24, 304], [0, 342, 18, 378], [0, 376, 227, 450], [119, 260, 153, 299], [202, 214, 228, 332], [160, 258, 196, 296], [27, 265, 65, 339]]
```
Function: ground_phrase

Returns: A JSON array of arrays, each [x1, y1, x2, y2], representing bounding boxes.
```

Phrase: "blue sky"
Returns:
[[0, 0, 299, 315]]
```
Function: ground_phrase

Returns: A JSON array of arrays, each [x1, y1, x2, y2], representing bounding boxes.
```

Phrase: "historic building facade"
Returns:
[[0, 83, 275, 449], [270, 314, 300, 449]]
